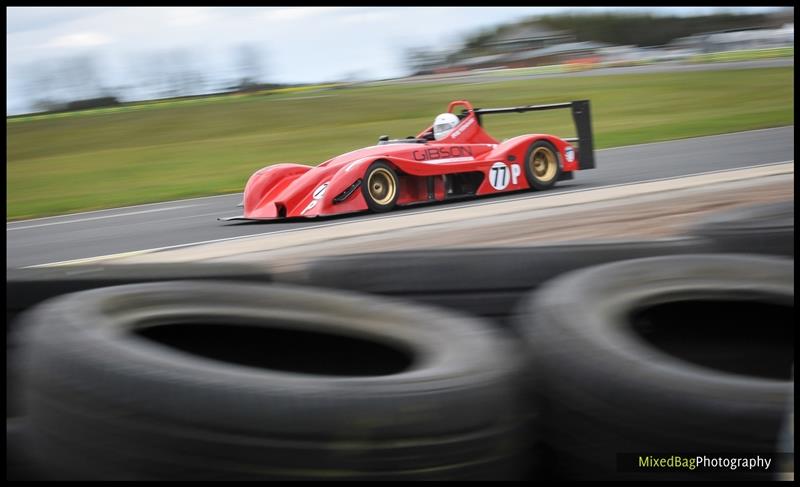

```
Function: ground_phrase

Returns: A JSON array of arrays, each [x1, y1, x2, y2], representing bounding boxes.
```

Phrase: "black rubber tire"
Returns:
[[686, 200, 794, 257], [274, 238, 714, 328], [17, 281, 529, 480], [6, 263, 272, 419], [6, 263, 272, 331], [362, 161, 399, 212], [524, 140, 562, 191], [513, 254, 794, 480]]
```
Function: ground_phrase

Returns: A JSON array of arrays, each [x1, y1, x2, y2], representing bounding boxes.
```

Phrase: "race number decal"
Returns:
[[511, 163, 521, 184], [301, 199, 317, 215], [489, 162, 511, 190], [565, 147, 575, 163], [313, 183, 329, 200]]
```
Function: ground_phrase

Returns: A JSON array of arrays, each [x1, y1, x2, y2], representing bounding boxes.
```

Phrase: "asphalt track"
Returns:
[[6, 126, 794, 269]]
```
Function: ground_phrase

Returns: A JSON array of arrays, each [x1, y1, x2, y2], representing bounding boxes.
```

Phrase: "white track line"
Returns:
[[7, 205, 199, 231], [26, 160, 793, 268], [7, 125, 793, 226]]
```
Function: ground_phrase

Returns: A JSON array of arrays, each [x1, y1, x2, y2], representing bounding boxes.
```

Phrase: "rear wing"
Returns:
[[471, 100, 596, 170]]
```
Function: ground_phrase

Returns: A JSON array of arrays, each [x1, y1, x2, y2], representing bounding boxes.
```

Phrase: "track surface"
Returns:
[[6, 126, 794, 269]]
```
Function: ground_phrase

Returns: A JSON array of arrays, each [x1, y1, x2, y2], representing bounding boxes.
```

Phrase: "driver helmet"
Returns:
[[433, 113, 460, 140]]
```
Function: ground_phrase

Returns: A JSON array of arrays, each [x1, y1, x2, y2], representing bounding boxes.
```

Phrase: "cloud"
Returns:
[[43, 32, 113, 49], [339, 11, 393, 24], [262, 7, 350, 22], [6, 7, 115, 34], [164, 7, 214, 27]]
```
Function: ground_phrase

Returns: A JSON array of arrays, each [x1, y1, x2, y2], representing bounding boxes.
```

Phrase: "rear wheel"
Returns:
[[524, 141, 561, 190], [363, 161, 399, 212]]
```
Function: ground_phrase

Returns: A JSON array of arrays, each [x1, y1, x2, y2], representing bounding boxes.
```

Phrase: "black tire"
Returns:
[[513, 254, 794, 480], [686, 200, 794, 257], [274, 238, 713, 328], [6, 263, 272, 331], [524, 140, 562, 190], [6, 263, 272, 419], [362, 161, 399, 212], [17, 281, 529, 480]]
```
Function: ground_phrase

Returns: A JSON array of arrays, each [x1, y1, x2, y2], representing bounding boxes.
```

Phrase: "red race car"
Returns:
[[221, 99, 595, 222]]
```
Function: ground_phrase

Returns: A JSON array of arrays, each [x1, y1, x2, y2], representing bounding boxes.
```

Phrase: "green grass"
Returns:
[[7, 66, 794, 220], [689, 47, 794, 64], [5, 83, 340, 124]]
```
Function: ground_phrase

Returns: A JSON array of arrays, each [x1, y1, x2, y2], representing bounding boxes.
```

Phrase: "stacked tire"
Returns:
[[7, 200, 794, 480], [13, 282, 531, 480], [277, 238, 714, 329], [513, 254, 794, 480], [686, 201, 793, 258], [7, 264, 274, 420], [7, 263, 277, 478]]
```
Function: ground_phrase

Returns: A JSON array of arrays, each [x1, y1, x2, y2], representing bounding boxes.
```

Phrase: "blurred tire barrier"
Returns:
[[275, 238, 714, 328], [6, 263, 273, 418], [16, 281, 529, 480], [6, 263, 273, 331], [514, 254, 794, 480], [7, 418, 40, 481], [775, 367, 794, 481], [686, 200, 794, 257]]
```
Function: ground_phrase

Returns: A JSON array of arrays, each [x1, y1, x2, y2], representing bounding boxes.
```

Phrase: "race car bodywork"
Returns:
[[222, 100, 595, 221]]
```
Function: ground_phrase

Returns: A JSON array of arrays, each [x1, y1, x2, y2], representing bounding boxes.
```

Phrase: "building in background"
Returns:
[[669, 23, 794, 52], [483, 23, 574, 52], [411, 15, 794, 77]]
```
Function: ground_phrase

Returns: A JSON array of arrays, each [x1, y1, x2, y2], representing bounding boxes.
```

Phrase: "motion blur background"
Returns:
[[6, 9, 794, 480], [6, 6, 794, 220]]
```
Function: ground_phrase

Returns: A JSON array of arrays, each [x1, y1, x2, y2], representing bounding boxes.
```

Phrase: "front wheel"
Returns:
[[524, 141, 562, 191], [363, 161, 399, 213]]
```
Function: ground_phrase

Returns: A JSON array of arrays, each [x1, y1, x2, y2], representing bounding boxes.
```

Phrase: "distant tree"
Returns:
[[536, 12, 778, 47], [164, 49, 207, 97], [403, 47, 449, 75], [129, 49, 207, 98], [771, 6, 794, 24], [66, 96, 121, 111], [19, 55, 112, 112], [31, 98, 65, 113], [19, 62, 62, 111], [450, 11, 782, 53], [235, 44, 268, 88], [58, 55, 104, 100], [126, 52, 161, 99], [463, 26, 499, 51]]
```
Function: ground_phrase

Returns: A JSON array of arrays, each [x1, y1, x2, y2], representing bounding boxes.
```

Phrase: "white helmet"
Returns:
[[433, 113, 459, 140]]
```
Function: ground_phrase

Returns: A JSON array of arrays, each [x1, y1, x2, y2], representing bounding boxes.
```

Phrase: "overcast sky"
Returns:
[[5, 6, 787, 115]]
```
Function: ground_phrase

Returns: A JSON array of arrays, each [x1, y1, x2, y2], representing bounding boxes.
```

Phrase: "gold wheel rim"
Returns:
[[530, 147, 558, 182], [368, 168, 396, 205]]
